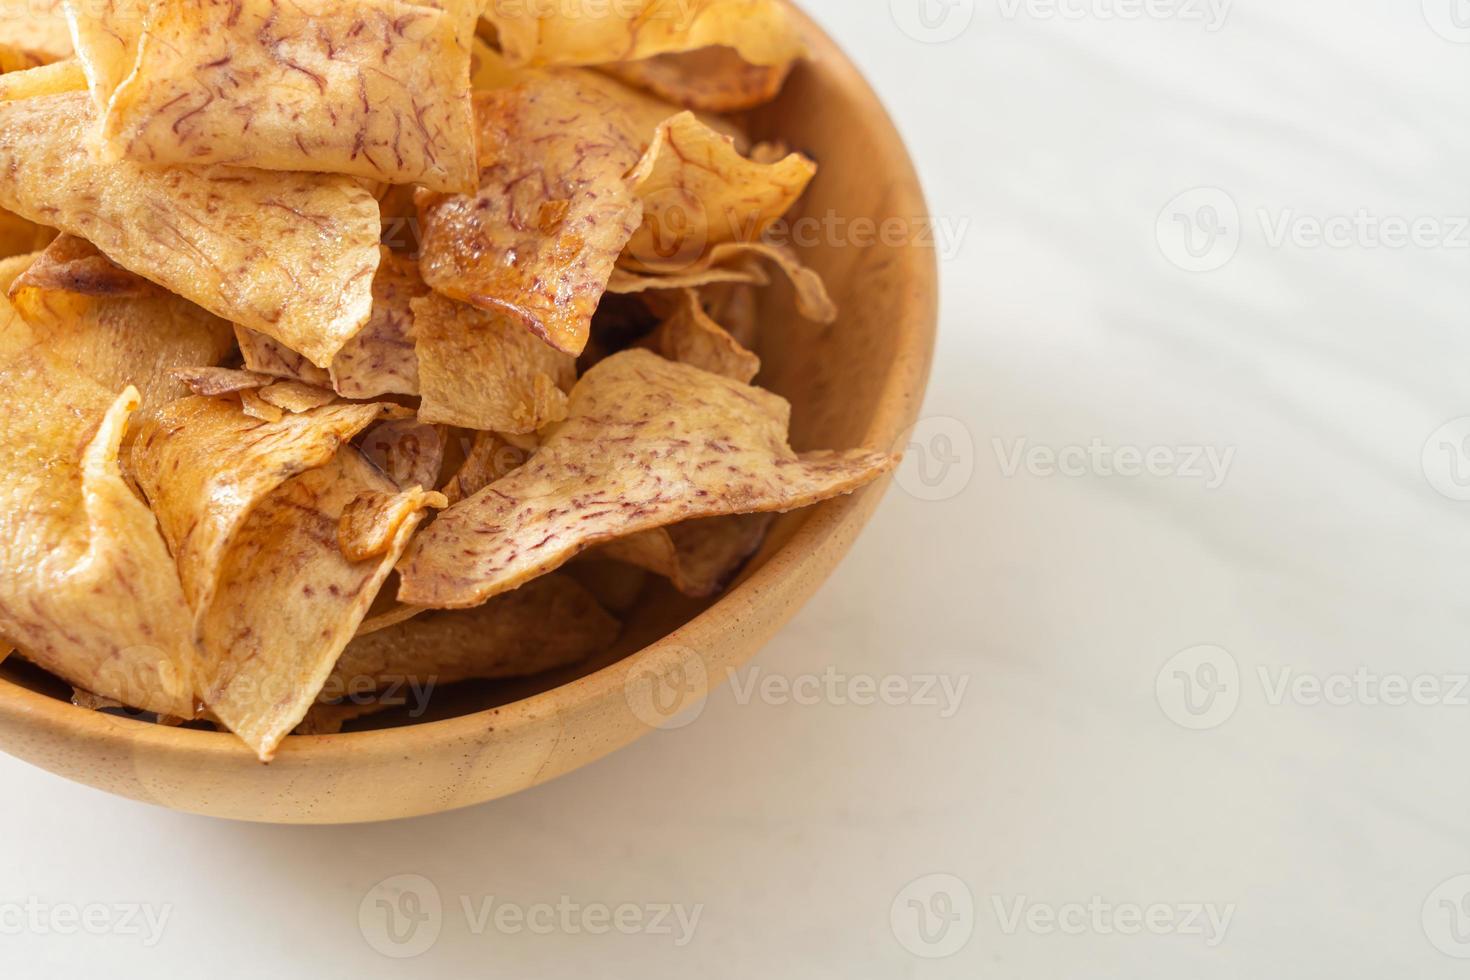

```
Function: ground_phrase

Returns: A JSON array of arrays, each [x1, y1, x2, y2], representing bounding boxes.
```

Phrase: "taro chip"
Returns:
[[359, 418, 446, 492], [415, 77, 647, 356], [0, 0, 71, 71], [0, 58, 85, 101], [9, 235, 236, 417], [639, 287, 759, 383], [487, 0, 806, 70], [0, 91, 381, 367], [627, 240, 836, 324], [131, 395, 390, 617], [623, 111, 816, 271], [326, 573, 617, 698], [600, 513, 775, 597], [174, 366, 273, 398], [0, 262, 197, 716], [102, 0, 479, 191], [196, 448, 444, 759], [412, 291, 576, 434], [236, 249, 427, 398], [398, 349, 897, 608], [603, 46, 793, 112], [64, 0, 147, 109], [439, 429, 534, 504]]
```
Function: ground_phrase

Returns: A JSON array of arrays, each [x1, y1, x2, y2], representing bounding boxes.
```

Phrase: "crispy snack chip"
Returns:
[[101, 0, 479, 191], [0, 0, 71, 71], [398, 349, 896, 608], [360, 418, 446, 493], [236, 249, 427, 398], [131, 396, 390, 616], [416, 78, 646, 355], [627, 240, 836, 323], [0, 58, 84, 100], [0, 91, 381, 367], [603, 46, 792, 112], [197, 449, 443, 759], [600, 513, 774, 597], [412, 291, 576, 433], [64, 0, 145, 109], [9, 236, 236, 417], [0, 269, 197, 716], [624, 111, 815, 270], [486, 0, 805, 69], [639, 287, 759, 382], [327, 573, 617, 695]]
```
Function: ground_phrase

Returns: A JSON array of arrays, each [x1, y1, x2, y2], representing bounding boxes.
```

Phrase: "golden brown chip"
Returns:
[[237, 249, 427, 398], [603, 45, 792, 112], [600, 513, 773, 597], [197, 449, 442, 759], [486, 0, 806, 69], [607, 260, 768, 295], [102, 0, 478, 192], [412, 291, 576, 433], [563, 559, 648, 614], [9, 236, 237, 417], [397, 349, 897, 608], [328, 573, 617, 696], [415, 78, 647, 356], [257, 381, 338, 414], [0, 58, 84, 100], [64, 0, 145, 108], [0, 293, 198, 715], [174, 367, 272, 398], [0, 0, 71, 70], [359, 418, 445, 492], [131, 396, 390, 618], [639, 287, 759, 383], [438, 429, 534, 504], [629, 240, 836, 323], [623, 111, 815, 271], [0, 91, 382, 368]]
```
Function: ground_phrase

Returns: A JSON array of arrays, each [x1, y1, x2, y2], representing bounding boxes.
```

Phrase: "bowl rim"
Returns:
[[0, 2, 939, 778]]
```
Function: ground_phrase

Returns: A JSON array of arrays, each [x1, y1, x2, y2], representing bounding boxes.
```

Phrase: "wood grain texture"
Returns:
[[0, 3, 939, 823]]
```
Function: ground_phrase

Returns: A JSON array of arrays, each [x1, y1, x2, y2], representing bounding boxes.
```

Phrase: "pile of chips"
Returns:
[[0, 0, 896, 760]]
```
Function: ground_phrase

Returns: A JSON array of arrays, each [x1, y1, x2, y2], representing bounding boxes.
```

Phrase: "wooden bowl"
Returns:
[[0, 6, 938, 823]]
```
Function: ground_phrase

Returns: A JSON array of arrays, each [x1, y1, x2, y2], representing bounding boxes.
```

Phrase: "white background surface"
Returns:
[[6, 1, 1470, 976]]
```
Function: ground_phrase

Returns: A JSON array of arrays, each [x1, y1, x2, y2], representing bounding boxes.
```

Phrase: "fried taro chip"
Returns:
[[398, 349, 897, 608], [600, 513, 774, 597], [627, 240, 836, 324], [607, 261, 768, 295], [0, 58, 85, 101], [412, 291, 576, 434], [438, 429, 534, 504], [236, 249, 427, 398], [64, 0, 145, 109], [101, 0, 479, 192], [486, 0, 806, 70], [639, 287, 759, 383], [415, 78, 646, 356], [0, 91, 381, 368], [0, 0, 71, 71], [9, 236, 236, 417], [603, 46, 792, 112], [326, 573, 617, 699], [0, 208, 53, 258], [131, 396, 389, 618], [0, 299, 197, 716], [198, 448, 444, 759], [623, 111, 816, 271], [174, 366, 272, 398], [359, 418, 445, 492]]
